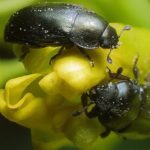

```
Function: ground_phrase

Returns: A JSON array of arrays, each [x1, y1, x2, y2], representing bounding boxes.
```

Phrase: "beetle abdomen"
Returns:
[[4, 3, 82, 47]]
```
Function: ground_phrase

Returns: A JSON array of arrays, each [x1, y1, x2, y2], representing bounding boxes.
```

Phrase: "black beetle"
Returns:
[[73, 57, 150, 138], [4, 3, 130, 65]]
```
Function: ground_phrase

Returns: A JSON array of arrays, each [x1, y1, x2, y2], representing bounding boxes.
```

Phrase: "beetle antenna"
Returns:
[[118, 25, 131, 39], [132, 55, 140, 81], [107, 48, 112, 64], [107, 25, 131, 63]]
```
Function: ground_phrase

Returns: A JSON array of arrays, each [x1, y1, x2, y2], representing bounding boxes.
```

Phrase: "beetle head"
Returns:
[[100, 26, 119, 49]]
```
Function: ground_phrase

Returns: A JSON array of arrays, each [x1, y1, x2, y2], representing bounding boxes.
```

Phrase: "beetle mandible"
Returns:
[[4, 3, 130, 66]]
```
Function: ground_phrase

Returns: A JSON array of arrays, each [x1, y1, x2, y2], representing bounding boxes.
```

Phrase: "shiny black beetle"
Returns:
[[4, 3, 130, 65], [73, 57, 150, 138]]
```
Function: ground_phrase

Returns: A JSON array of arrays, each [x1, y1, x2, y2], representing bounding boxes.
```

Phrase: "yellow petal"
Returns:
[[53, 47, 106, 92], [5, 73, 41, 108]]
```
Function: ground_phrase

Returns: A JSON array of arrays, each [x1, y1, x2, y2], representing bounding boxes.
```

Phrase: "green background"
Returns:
[[0, 0, 150, 150]]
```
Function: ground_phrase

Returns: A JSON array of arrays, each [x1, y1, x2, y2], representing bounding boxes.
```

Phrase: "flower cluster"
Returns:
[[1, 24, 150, 150]]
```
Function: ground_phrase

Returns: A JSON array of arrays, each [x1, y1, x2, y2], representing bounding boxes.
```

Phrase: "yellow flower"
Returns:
[[0, 44, 107, 149], [1, 24, 150, 149]]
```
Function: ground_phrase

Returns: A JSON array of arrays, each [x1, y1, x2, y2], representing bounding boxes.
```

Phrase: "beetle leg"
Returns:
[[19, 46, 30, 61], [49, 46, 65, 65], [107, 66, 123, 78], [107, 67, 129, 81], [72, 93, 94, 117], [84, 106, 99, 118], [81, 93, 98, 118], [78, 47, 94, 67], [117, 122, 132, 133], [100, 129, 111, 138]]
